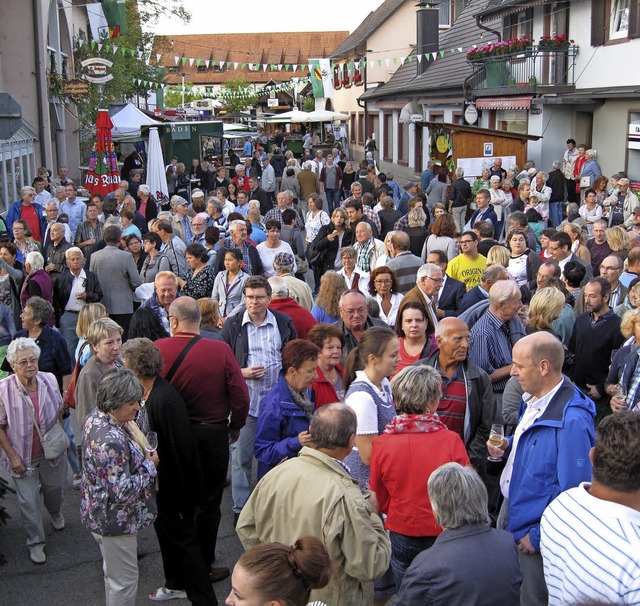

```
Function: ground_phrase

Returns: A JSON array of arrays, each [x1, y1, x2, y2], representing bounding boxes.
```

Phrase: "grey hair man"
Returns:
[[214, 219, 264, 276], [395, 462, 522, 604], [337, 289, 386, 363], [458, 264, 510, 314], [396, 263, 443, 336], [237, 403, 391, 606], [468, 280, 522, 398]]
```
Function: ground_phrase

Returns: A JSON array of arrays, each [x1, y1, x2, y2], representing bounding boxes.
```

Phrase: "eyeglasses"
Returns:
[[459, 240, 474, 245], [342, 308, 367, 316], [600, 265, 622, 272], [426, 276, 443, 284], [547, 246, 561, 252], [15, 358, 38, 367], [245, 295, 269, 301], [374, 280, 392, 285]]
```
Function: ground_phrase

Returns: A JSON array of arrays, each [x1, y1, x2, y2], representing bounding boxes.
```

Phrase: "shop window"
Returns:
[[496, 109, 528, 134]]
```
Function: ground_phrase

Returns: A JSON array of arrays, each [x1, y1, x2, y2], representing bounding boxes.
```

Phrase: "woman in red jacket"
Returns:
[[307, 323, 345, 407], [369, 364, 470, 591]]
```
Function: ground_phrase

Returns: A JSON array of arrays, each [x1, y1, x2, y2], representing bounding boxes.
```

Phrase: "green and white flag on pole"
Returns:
[[308, 58, 334, 99]]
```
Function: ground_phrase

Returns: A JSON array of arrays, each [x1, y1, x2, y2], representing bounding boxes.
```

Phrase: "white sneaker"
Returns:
[[51, 513, 65, 530], [29, 544, 46, 564], [149, 586, 187, 601]]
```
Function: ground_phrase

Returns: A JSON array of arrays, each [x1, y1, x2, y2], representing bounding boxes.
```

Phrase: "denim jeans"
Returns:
[[325, 189, 341, 213], [231, 415, 257, 514], [389, 530, 437, 590], [549, 202, 563, 228]]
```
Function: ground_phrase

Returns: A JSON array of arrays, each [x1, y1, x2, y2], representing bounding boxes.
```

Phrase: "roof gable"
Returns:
[[361, 0, 492, 100], [330, 0, 408, 58]]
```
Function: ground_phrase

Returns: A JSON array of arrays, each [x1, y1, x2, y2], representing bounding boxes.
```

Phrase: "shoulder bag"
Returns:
[[64, 341, 90, 410], [25, 392, 70, 460]]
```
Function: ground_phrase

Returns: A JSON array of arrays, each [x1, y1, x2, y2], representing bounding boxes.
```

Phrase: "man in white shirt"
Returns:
[[540, 411, 640, 606], [487, 332, 596, 606], [33, 177, 52, 207]]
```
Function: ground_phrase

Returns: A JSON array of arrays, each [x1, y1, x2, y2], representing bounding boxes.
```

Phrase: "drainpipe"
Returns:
[[33, 0, 48, 167], [463, 14, 502, 100], [357, 53, 367, 149]]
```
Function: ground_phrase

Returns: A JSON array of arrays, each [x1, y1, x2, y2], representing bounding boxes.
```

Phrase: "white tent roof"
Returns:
[[306, 109, 350, 122], [110, 104, 161, 140]]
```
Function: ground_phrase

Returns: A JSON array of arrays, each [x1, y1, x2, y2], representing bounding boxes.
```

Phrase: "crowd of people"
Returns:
[[0, 143, 638, 606]]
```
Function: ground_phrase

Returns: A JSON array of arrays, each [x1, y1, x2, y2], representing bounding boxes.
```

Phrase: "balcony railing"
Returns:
[[467, 45, 579, 92]]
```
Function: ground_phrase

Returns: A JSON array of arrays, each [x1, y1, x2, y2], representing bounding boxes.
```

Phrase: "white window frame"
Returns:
[[610, 0, 630, 40]]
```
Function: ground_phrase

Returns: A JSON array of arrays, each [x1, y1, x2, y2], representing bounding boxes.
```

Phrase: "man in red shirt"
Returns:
[[6, 186, 45, 244], [155, 296, 249, 581], [267, 276, 317, 339]]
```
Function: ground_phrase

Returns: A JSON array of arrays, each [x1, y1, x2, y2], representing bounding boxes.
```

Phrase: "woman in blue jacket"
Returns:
[[254, 339, 320, 479]]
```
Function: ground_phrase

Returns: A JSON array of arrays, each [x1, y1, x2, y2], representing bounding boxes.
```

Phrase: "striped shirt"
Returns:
[[540, 483, 640, 606], [468, 309, 512, 392], [243, 309, 282, 416]]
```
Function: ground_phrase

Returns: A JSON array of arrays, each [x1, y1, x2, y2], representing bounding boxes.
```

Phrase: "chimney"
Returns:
[[416, 1, 440, 77]]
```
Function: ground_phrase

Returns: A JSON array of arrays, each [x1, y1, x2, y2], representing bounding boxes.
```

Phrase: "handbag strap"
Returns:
[[23, 386, 44, 441], [165, 335, 201, 384]]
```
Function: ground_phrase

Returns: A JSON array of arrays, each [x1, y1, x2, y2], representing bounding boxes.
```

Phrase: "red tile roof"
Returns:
[[153, 32, 348, 85]]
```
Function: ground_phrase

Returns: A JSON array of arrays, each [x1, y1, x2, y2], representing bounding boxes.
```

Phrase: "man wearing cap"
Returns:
[[603, 178, 636, 228], [171, 196, 193, 244], [399, 182, 419, 215]]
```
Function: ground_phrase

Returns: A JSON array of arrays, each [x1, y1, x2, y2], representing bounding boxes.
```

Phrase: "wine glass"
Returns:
[[487, 424, 505, 462], [145, 431, 158, 453]]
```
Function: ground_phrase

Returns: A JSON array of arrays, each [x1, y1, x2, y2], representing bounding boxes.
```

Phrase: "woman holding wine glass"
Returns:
[[121, 337, 215, 603]]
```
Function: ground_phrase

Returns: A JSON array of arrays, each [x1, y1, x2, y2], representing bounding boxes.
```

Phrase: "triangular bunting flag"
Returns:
[[205, 60, 210, 68], [408, 55, 413, 62], [105, 44, 111, 52], [285, 64, 290, 71], [156, 53, 162, 62], [263, 64, 268, 71], [195, 59, 201, 67], [242, 63, 247, 69], [369, 60, 374, 68], [129, 49, 135, 57], [189, 58, 195, 67], [393, 57, 398, 64], [90, 40, 96, 49], [112, 46, 118, 54], [377, 60, 382, 66], [292, 64, 297, 71], [97, 43, 103, 52], [219, 61, 224, 69], [400, 56, 405, 64], [181, 57, 187, 65], [277, 64, 282, 70], [385, 59, 390, 67], [432, 52, 437, 60], [233, 62, 239, 70], [458, 47, 463, 52], [174, 56, 180, 65], [137, 51, 143, 60], [416, 55, 422, 63], [78, 39, 85, 48], [226, 62, 231, 68], [121, 47, 126, 56], [439, 50, 445, 58], [145, 51, 151, 61]]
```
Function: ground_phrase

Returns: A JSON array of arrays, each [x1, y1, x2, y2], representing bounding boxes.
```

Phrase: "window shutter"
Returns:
[[629, 0, 640, 39], [591, 0, 606, 46]]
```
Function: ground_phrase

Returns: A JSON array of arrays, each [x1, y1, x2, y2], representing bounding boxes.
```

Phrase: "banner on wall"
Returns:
[[309, 58, 334, 99]]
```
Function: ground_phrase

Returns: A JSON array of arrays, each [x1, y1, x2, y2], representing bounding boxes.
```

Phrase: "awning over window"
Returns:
[[476, 96, 533, 110]]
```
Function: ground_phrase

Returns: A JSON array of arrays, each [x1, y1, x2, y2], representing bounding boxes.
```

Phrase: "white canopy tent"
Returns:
[[262, 109, 311, 123], [110, 103, 161, 140], [305, 109, 350, 122]]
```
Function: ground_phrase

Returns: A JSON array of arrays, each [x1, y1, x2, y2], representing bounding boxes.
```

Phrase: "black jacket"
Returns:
[[311, 223, 354, 272], [214, 241, 264, 276], [220, 308, 296, 368], [250, 186, 272, 216], [438, 276, 466, 317], [53, 268, 103, 323]]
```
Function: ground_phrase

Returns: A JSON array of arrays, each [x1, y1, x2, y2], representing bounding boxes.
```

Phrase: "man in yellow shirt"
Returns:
[[447, 231, 487, 291]]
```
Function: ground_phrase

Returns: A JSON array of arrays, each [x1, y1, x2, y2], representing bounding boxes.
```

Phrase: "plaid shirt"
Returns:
[[354, 238, 373, 273], [230, 240, 253, 274], [74, 219, 104, 247]]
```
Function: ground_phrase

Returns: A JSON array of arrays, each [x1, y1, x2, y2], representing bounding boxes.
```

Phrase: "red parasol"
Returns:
[[85, 109, 120, 196]]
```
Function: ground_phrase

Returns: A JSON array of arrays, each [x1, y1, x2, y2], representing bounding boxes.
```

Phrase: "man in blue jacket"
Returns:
[[488, 331, 595, 606]]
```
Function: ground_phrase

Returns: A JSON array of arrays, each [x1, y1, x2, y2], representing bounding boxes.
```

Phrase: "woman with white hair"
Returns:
[[394, 463, 522, 605], [369, 365, 470, 591], [20, 252, 53, 315], [0, 337, 68, 564]]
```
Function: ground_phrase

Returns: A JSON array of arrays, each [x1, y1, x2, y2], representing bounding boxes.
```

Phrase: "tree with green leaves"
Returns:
[[71, 0, 190, 160], [163, 83, 202, 109], [218, 77, 259, 113]]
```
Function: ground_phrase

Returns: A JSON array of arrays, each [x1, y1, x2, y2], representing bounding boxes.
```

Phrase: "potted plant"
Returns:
[[538, 34, 573, 49], [342, 76, 351, 88], [334, 78, 341, 89], [467, 36, 533, 61], [353, 73, 363, 86]]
